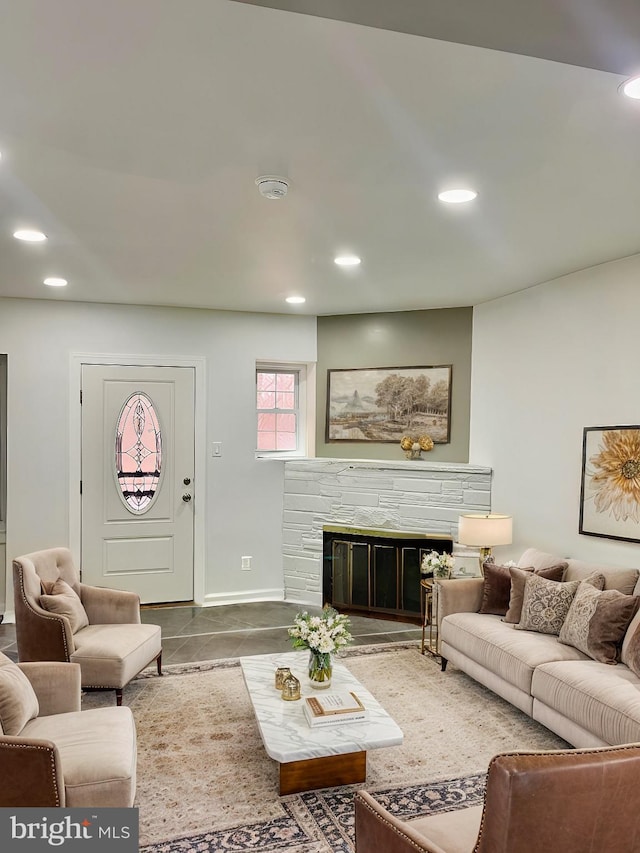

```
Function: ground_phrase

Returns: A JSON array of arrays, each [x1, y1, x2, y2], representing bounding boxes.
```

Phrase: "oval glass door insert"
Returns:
[[115, 392, 162, 513]]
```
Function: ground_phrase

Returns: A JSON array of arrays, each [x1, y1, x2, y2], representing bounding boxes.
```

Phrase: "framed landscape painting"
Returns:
[[326, 365, 452, 444], [579, 425, 640, 543]]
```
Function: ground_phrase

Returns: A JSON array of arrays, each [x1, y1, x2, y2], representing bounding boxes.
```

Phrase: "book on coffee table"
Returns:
[[303, 691, 369, 727]]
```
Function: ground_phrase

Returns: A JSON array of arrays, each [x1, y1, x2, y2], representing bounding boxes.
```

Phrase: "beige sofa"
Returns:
[[438, 548, 640, 747]]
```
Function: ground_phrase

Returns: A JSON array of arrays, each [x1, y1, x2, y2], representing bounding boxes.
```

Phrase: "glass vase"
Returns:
[[308, 649, 332, 689]]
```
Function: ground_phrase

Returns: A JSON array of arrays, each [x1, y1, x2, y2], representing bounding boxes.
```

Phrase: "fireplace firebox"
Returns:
[[322, 526, 453, 624]]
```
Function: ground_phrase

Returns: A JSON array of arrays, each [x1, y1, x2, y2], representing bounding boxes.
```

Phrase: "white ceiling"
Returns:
[[0, 0, 639, 316]]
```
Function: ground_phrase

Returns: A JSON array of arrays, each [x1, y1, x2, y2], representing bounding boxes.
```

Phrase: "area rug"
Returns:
[[83, 643, 568, 851]]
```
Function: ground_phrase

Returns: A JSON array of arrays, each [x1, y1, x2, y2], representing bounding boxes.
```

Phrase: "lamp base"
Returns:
[[478, 547, 492, 576]]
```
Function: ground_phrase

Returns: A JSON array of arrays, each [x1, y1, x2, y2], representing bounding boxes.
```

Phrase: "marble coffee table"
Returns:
[[239, 650, 403, 795]]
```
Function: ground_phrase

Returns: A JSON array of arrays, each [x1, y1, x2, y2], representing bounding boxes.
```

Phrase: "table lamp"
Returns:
[[457, 513, 512, 575]]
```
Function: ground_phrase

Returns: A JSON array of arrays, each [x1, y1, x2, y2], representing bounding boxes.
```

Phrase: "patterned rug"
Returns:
[[143, 773, 486, 852], [83, 643, 567, 851]]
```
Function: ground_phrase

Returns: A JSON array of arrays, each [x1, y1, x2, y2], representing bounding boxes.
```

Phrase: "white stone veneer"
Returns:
[[283, 458, 492, 604]]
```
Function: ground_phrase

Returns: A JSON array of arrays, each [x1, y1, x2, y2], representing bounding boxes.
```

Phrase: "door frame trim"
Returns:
[[69, 352, 206, 605]]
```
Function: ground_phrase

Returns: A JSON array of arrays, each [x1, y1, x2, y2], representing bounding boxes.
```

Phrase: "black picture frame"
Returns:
[[579, 425, 640, 543]]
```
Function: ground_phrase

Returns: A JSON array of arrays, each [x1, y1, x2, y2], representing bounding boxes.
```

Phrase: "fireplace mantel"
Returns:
[[282, 458, 492, 606]]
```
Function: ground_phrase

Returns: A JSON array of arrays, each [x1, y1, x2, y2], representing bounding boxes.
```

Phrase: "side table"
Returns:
[[421, 575, 472, 657], [420, 578, 439, 657]]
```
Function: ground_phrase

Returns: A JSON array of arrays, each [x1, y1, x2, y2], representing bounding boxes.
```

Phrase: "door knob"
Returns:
[[182, 493, 192, 503]]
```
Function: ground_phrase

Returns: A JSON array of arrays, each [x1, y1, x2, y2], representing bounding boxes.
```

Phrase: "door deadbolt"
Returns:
[[182, 493, 192, 502], [183, 477, 191, 485]]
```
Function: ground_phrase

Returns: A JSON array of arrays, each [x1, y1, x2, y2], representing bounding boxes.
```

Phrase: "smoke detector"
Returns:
[[255, 175, 290, 199]]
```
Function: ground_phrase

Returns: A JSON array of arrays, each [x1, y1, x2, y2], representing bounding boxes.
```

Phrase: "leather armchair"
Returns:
[[0, 652, 136, 807], [14, 547, 162, 704], [355, 744, 640, 853]]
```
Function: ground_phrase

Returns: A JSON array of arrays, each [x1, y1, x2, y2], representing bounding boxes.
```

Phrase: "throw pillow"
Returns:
[[559, 581, 640, 664], [620, 608, 640, 677], [479, 561, 532, 616], [0, 663, 39, 735], [515, 574, 582, 635], [40, 578, 89, 633], [504, 563, 568, 623]]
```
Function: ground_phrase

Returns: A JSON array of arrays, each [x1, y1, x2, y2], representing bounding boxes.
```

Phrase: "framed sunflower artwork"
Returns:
[[579, 425, 640, 543]]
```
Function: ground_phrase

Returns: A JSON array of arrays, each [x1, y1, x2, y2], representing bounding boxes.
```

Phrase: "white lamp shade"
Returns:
[[458, 514, 512, 547]]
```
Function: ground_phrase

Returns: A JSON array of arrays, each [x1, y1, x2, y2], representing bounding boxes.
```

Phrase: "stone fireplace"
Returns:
[[323, 525, 453, 623], [283, 458, 492, 606]]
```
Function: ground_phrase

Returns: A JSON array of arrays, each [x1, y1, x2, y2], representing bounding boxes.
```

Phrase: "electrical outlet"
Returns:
[[241, 556, 252, 570], [212, 442, 222, 457]]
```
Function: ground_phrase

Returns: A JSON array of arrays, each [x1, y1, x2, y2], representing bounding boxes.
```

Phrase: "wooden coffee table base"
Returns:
[[279, 750, 367, 795]]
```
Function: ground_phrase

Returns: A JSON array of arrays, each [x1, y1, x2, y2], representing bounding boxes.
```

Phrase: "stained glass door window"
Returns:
[[115, 392, 162, 513]]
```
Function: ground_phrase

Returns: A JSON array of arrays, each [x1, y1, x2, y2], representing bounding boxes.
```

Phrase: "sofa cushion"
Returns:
[[440, 612, 588, 694], [532, 660, 640, 746], [0, 662, 40, 735], [518, 549, 567, 571], [564, 560, 640, 594], [71, 623, 161, 688], [40, 578, 89, 633], [22, 705, 136, 807], [515, 575, 582, 635], [559, 581, 640, 664], [504, 564, 567, 624]]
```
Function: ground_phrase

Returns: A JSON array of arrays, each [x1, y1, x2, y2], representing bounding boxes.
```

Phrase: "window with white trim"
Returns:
[[256, 364, 306, 455]]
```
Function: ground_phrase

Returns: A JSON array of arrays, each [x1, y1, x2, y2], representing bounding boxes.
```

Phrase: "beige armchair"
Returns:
[[355, 744, 640, 853], [0, 651, 136, 806], [14, 547, 162, 705]]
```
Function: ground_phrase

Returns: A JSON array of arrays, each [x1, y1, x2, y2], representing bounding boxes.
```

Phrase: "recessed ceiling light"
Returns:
[[621, 75, 640, 99], [13, 228, 47, 242], [44, 277, 67, 287], [285, 295, 305, 304], [334, 255, 361, 267], [438, 189, 478, 204]]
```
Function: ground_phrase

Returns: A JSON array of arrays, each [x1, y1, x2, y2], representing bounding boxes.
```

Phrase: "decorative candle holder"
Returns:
[[281, 671, 301, 701], [275, 666, 291, 690]]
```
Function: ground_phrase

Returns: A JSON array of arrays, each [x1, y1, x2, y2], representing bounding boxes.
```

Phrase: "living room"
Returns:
[[2, 2, 640, 851]]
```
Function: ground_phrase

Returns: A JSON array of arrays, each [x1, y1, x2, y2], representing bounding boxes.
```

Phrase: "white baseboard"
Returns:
[[202, 588, 285, 607], [284, 591, 323, 608], [2, 609, 14, 624]]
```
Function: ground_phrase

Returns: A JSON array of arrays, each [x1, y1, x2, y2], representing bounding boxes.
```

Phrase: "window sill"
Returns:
[[255, 453, 313, 461]]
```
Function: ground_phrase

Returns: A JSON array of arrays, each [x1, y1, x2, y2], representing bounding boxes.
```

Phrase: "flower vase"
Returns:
[[308, 650, 332, 689]]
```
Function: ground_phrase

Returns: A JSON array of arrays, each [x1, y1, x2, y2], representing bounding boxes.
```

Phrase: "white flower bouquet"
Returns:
[[421, 550, 455, 578], [289, 606, 353, 687], [288, 606, 352, 655]]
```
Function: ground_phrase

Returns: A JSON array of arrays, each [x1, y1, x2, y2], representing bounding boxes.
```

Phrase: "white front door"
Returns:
[[81, 364, 195, 603]]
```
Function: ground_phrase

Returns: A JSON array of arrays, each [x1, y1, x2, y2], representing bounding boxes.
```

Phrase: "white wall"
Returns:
[[470, 253, 640, 566], [0, 297, 316, 613]]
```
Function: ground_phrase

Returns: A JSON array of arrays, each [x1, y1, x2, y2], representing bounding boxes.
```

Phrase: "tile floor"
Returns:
[[0, 602, 421, 665]]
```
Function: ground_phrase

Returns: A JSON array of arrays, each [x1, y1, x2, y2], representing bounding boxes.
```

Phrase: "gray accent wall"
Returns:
[[316, 308, 473, 462]]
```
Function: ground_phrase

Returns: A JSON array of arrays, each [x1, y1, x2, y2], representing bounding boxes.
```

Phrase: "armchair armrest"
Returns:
[[80, 584, 141, 624], [355, 791, 446, 853], [0, 737, 64, 806], [477, 746, 640, 853], [18, 662, 81, 715], [436, 577, 483, 621]]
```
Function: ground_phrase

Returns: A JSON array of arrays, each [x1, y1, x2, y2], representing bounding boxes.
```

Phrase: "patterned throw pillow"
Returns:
[[559, 581, 640, 664], [504, 563, 567, 623], [515, 574, 582, 635]]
